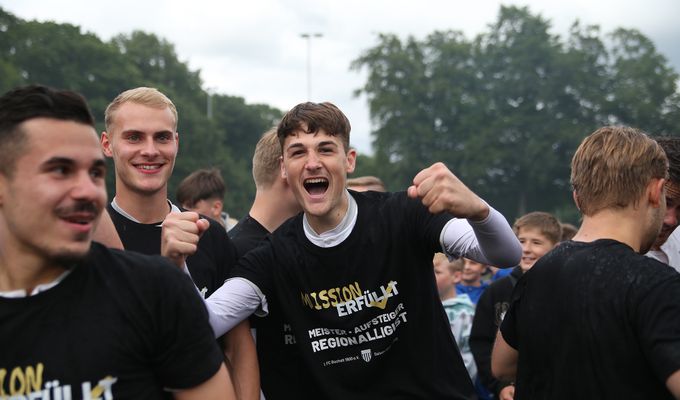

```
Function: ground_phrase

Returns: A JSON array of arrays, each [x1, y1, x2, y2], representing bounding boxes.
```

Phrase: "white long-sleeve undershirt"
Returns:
[[204, 203, 520, 338]]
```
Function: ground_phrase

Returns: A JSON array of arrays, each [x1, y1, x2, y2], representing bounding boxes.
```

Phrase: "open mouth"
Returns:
[[135, 163, 162, 171], [62, 213, 95, 225], [304, 178, 329, 196]]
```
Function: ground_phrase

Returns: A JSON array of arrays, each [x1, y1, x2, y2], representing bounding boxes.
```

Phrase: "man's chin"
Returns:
[[52, 246, 90, 269]]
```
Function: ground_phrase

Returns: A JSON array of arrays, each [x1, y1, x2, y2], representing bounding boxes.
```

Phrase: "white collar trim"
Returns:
[[303, 190, 358, 248], [0, 269, 73, 298], [111, 197, 180, 227]]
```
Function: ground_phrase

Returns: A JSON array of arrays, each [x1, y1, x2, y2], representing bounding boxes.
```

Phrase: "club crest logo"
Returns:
[[361, 349, 372, 362]]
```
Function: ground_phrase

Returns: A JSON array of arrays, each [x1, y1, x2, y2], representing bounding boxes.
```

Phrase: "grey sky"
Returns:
[[2, 0, 678, 154]]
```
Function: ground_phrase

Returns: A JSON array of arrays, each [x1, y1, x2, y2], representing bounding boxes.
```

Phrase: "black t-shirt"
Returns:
[[229, 213, 308, 399], [229, 214, 271, 260], [500, 239, 680, 400], [108, 203, 236, 298], [0, 242, 223, 398], [233, 191, 476, 399], [470, 266, 521, 395]]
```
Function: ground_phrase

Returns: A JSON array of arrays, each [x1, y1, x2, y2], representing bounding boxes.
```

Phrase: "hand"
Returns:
[[407, 162, 489, 220], [161, 211, 210, 268], [499, 384, 515, 400]]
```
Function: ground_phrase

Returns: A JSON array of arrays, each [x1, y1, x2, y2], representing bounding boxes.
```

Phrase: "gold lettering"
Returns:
[[349, 282, 361, 298], [25, 363, 43, 393], [301, 282, 364, 310], [318, 290, 330, 309], [309, 292, 322, 310], [0, 368, 6, 396], [301, 292, 314, 309], [10, 366, 25, 395], [328, 288, 338, 306]]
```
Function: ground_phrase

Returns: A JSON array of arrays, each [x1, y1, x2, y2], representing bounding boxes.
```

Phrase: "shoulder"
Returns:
[[88, 242, 189, 287], [487, 274, 515, 293]]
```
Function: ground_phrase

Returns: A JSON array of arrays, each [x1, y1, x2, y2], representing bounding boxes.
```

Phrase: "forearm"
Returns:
[[224, 320, 260, 400], [491, 330, 518, 381], [441, 205, 521, 267], [205, 278, 265, 338]]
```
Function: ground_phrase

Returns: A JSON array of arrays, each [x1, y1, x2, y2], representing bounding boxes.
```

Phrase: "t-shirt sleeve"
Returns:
[[152, 263, 224, 390], [499, 275, 527, 350], [229, 238, 277, 302], [634, 267, 680, 382], [397, 192, 452, 254], [211, 220, 239, 281]]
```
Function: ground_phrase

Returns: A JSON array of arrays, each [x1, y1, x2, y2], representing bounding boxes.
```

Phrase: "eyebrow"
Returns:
[[121, 129, 174, 136], [318, 141, 338, 148], [43, 156, 106, 168], [286, 140, 338, 151]]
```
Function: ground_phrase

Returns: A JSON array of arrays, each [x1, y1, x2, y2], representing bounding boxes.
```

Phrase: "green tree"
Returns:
[[353, 5, 680, 222], [0, 6, 283, 217]]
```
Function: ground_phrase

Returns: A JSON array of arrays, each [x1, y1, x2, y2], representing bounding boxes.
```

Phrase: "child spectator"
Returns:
[[434, 253, 477, 383], [456, 258, 489, 304], [175, 167, 239, 230]]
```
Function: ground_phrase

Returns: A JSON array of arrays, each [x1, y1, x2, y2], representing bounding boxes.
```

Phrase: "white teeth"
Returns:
[[305, 178, 328, 184], [138, 165, 160, 170]]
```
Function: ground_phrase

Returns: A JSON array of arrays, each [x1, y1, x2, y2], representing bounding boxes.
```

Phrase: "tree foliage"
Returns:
[[352, 6, 680, 222], [0, 7, 282, 217]]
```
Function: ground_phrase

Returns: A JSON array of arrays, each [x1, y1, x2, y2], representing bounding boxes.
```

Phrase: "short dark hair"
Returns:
[[654, 137, 680, 184], [0, 85, 95, 176], [277, 102, 351, 152], [176, 168, 226, 207]]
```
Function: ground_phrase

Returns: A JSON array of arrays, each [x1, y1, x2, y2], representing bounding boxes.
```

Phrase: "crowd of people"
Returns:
[[0, 84, 679, 400]]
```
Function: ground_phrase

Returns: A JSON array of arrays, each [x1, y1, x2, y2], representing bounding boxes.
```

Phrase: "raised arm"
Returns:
[[408, 162, 521, 267]]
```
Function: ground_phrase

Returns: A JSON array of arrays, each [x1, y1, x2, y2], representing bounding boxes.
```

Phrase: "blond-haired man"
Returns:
[[100, 87, 257, 399], [493, 126, 680, 399]]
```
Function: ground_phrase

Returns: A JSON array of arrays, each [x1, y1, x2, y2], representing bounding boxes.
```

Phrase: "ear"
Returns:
[[280, 156, 287, 179], [648, 178, 666, 208], [175, 132, 180, 152], [0, 174, 6, 206], [572, 191, 581, 211], [101, 131, 113, 157], [345, 147, 357, 174], [211, 199, 223, 219]]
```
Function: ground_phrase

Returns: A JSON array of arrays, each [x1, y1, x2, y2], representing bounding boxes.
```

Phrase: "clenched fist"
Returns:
[[161, 211, 210, 268], [407, 162, 489, 221]]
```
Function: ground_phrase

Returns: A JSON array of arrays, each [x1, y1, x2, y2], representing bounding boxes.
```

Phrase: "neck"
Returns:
[[113, 183, 170, 224], [249, 189, 299, 233], [440, 287, 457, 301], [572, 207, 647, 252], [306, 191, 350, 234], [0, 235, 67, 294]]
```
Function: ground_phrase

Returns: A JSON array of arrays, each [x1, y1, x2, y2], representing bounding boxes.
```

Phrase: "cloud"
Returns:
[[2, 0, 678, 154]]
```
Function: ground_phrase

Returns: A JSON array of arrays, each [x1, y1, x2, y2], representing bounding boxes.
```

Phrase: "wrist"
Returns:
[[467, 199, 490, 222]]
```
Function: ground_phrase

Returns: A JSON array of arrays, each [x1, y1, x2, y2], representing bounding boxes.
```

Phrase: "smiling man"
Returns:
[[100, 87, 257, 399], [0, 85, 233, 398], [163, 101, 522, 399]]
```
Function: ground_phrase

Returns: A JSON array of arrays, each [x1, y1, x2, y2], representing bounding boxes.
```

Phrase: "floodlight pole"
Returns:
[[300, 32, 323, 100]]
